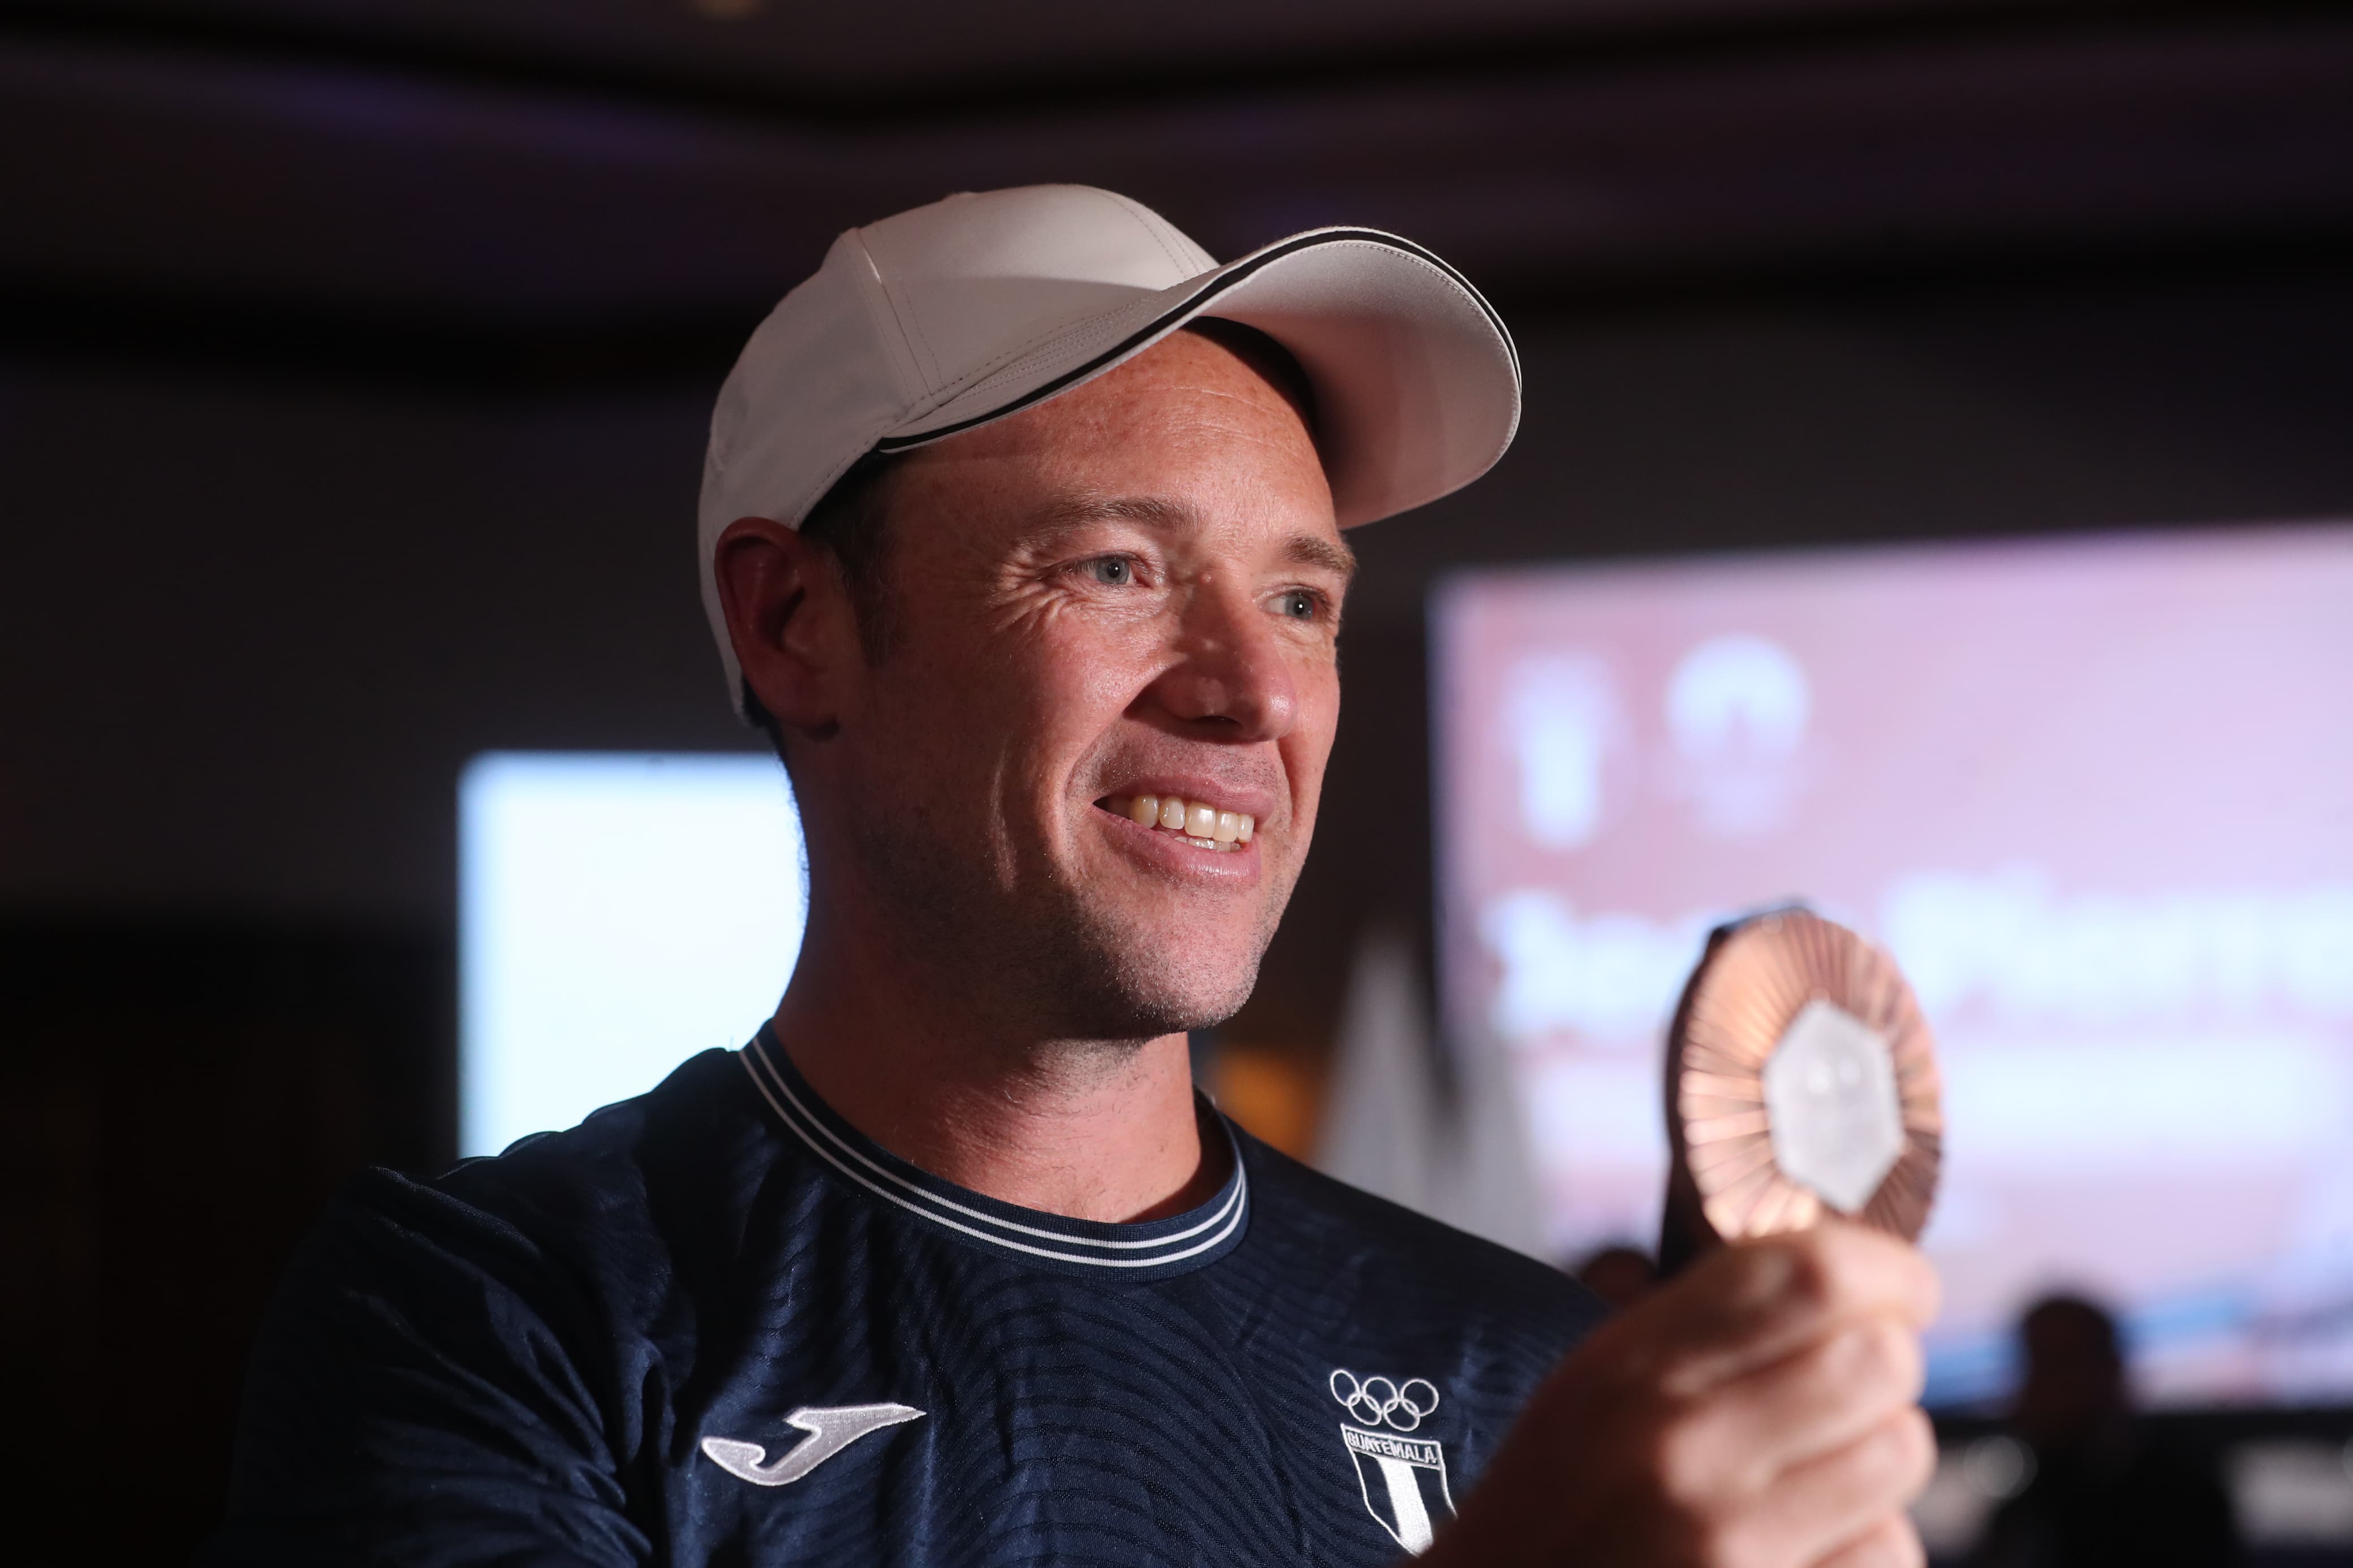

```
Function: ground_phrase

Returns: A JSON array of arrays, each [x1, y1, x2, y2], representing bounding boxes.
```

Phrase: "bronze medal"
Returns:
[[1660, 909, 1942, 1264]]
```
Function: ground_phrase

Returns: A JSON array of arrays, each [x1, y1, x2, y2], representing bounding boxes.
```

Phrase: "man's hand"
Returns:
[[1428, 1222, 1940, 1568]]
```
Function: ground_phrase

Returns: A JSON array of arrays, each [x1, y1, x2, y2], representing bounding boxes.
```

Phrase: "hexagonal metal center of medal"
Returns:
[[1761, 997, 1905, 1215]]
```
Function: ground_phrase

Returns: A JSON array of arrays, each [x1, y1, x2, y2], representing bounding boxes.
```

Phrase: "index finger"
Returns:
[[1597, 1221, 1939, 1400]]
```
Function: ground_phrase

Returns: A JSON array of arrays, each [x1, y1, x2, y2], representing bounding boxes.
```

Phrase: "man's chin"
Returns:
[[1028, 928, 1264, 1045], [1047, 972, 1257, 1046]]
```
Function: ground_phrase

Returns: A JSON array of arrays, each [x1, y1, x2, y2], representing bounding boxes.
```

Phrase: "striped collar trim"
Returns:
[[739, 1027, 1249, 1275]]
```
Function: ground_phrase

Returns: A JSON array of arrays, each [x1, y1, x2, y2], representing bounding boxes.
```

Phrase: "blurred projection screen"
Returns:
[[460, 753, 806, 1159], [1434, 522, 2353, 1407]]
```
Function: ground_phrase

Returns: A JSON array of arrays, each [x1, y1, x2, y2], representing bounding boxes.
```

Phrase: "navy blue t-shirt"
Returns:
[[206, 1027, 1604, 1566]]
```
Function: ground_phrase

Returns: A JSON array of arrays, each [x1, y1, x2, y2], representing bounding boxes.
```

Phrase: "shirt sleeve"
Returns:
[[200, 1168, 654, 1568]]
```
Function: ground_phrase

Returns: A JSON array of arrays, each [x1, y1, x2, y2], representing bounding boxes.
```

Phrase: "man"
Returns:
[[1968, 1296, 2238, 1568], [208, 185, 1936, 1567]]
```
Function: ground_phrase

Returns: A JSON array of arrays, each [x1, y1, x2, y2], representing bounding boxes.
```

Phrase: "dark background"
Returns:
[[5, 3, 2353, 1562]]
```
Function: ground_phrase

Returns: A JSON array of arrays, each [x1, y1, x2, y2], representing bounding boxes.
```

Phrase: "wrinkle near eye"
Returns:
[[982, 554, 1166, 641]]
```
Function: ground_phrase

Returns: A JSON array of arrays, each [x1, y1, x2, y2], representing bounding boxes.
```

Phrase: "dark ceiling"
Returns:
[[5, 2, 2352, 376], [17, 0, 2071, 95]]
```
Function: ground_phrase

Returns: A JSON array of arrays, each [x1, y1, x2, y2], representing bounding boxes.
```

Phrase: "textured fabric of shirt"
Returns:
[[205, 1027, 1605, 1566]]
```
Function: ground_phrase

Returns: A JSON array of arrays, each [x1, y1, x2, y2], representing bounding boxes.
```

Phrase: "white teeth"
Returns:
[[1106, 796, 1257, 852]]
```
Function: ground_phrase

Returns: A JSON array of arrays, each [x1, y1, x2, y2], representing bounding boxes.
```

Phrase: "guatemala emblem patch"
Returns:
[[1329, 1370, 1454, 1554]]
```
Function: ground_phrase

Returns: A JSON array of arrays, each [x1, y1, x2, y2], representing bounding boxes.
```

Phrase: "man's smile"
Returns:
[[1100, 793, 1257, 853], [1089, 776, 1275, 883]]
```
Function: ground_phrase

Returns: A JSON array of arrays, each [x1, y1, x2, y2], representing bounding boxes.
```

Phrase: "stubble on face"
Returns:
[[847, 793, 1286, 1051], [827, 331, 1342, 1061]]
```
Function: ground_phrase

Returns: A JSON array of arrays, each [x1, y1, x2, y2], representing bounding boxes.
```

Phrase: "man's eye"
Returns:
[[1084, 556, 1135, 586], [1276, 589, 1320, 619]]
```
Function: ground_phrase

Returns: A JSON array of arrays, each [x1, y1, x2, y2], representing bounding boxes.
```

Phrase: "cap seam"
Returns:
[[943, 293, 1182, 410], [856, 226, 944, 395], [896, 281, 1197, 426], [877, 196, 1220, 416], [1307, 237, 1520, 382], [1089, 186, 1206, 283], [850, 248, 922, 408]]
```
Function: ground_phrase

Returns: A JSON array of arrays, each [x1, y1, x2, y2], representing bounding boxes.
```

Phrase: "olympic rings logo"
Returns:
[[1329, 1369, 1441, 1432]]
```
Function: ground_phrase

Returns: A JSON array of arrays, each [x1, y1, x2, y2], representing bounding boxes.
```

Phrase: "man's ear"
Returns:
[[713, 516, 857, 737]]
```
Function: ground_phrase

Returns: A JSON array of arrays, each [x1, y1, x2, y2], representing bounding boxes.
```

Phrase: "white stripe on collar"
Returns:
[[738, 1034, 1248, 1271]]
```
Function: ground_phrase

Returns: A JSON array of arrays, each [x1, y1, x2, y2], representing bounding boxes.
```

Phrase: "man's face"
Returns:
[[820, 329, 1350, 1044]]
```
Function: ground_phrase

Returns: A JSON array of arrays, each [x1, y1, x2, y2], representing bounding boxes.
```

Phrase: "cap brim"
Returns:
[[875, 227, 1520, 528]]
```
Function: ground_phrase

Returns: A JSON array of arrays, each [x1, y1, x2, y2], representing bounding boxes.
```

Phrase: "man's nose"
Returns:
[[1149, 584, 1299, 742]]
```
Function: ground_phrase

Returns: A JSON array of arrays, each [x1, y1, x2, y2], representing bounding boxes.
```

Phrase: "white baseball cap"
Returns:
[[699, 184, 1520, 706]]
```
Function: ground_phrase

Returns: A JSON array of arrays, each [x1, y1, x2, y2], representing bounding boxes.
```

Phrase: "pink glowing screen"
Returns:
[[1433, 524, 2353, 1406]]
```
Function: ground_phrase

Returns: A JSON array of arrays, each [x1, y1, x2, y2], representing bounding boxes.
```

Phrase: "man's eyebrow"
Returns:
[[1036, 495, 1197, 531], [1283, 533, 1358, 582]]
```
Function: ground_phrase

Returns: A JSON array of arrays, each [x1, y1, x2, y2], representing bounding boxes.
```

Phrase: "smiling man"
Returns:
[[209, 187, 1937, 1568]]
